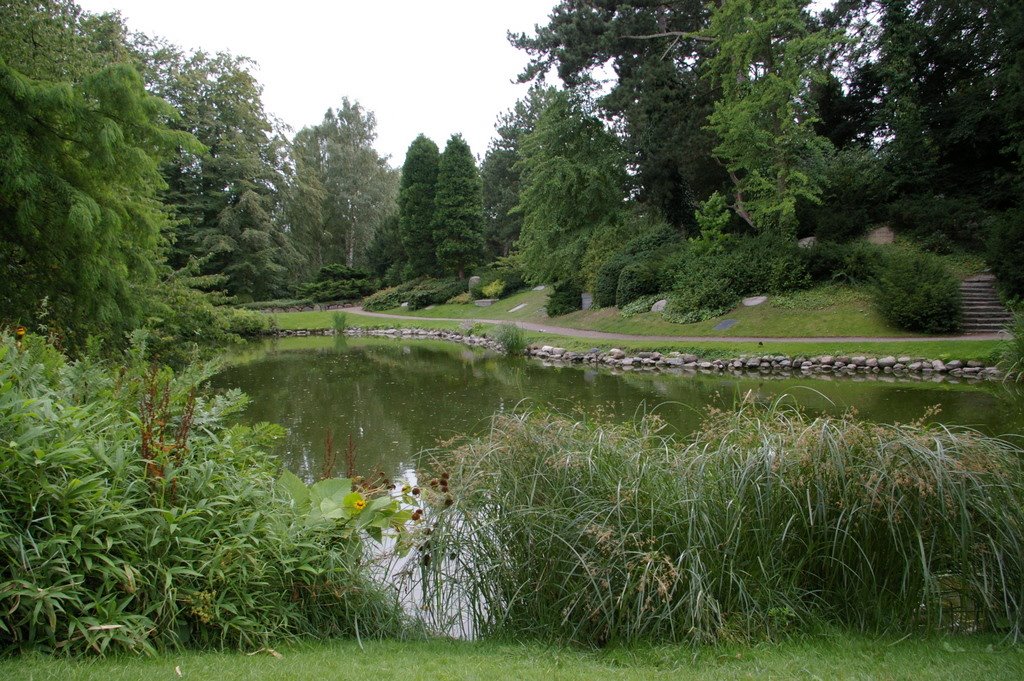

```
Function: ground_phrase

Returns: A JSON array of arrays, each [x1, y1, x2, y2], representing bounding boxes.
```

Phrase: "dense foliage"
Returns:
[[362, 278, 466, 312], [398, 135, 441, 277], [427, 407, 1024, 644], [0, 336, 419, 654], [294, 264, 378, 303], [545, 280, 583, 317], [288, 101, 398, 279], [0, 36, 190, 349], [873, 250, 963, 334], [433, 135, 484, 278], [515, 92, 629, 286]]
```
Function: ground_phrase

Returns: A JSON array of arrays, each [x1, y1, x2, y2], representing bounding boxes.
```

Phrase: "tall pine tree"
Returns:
[[398, 135, 440, 276], [433, 134, 483, 279]]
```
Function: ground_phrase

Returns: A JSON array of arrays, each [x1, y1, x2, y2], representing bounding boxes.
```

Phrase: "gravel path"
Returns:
[[348, 308, 1009, 344]]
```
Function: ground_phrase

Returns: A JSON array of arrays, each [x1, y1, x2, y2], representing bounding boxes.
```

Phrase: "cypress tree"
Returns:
[[398, 134, 440, 276], [433, 134, 483, 279]]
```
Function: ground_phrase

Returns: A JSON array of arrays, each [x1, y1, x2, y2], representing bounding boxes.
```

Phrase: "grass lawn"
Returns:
[[340, 285, 920, 338], [4, 636, 1020, 680], [272, 311, 465, 332]]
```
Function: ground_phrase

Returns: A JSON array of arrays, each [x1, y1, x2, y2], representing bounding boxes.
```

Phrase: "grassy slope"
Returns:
[[5, 637, 1020, 680], [350, 286, 910, 338], [267, 284, 1006, 362]]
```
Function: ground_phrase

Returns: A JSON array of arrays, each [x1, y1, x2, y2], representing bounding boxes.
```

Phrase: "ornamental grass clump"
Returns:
[[490, 323, 526, 357], [0, 333, 416, 655], [423, 402, 1024, 645]]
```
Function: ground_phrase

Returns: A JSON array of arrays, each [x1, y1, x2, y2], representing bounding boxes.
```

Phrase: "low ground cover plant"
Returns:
[[295, 264, 379, 303], [0, 334, 418, 655], [426, 403, 1024, 645], [363, 278, 466, 311]]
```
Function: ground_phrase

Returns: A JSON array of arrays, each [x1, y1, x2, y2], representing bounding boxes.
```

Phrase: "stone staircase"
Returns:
[[960, 274, 1013, 333]]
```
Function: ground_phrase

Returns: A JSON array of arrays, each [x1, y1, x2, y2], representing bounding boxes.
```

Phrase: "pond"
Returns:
[[213, 336, 1024, 481]]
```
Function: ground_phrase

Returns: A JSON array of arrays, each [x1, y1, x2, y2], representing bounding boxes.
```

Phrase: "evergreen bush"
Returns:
[[545, 281, 583, 317], [594, 253, 631, 308], [615, 261, 663, 308], [873, 251, 962, 333], [987, 210, 1024, 299]]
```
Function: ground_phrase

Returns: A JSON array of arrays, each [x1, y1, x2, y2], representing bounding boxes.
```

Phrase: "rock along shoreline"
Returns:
[[274, 327, 1006, 383]]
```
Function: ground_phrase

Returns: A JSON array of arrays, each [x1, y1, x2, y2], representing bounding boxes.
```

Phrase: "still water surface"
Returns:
[[213, 336, 1024, 481]]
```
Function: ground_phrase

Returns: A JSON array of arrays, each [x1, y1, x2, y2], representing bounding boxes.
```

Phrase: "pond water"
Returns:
[[212, 336, 1024, 481]]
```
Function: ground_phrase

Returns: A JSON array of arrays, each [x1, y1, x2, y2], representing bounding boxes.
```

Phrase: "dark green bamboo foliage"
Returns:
[[0, 55, 192, 347], [398, 135, 440, 276], [433, 134, 483, 279], [287, 100, 398, 278]]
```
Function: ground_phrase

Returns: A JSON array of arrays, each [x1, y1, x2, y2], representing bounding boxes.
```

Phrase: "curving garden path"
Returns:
[[347, 307, 1009, 344]]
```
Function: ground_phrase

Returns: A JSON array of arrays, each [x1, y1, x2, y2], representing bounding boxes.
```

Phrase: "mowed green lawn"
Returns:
[[300, 285, 918, 338], [4, 636, 1021, 681]]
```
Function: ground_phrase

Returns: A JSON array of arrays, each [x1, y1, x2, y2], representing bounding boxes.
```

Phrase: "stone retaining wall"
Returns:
[[273, 328, 1004, 382]]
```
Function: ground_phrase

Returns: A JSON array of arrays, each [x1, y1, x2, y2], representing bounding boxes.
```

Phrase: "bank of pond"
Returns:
[[2, 334, 1024, 657]]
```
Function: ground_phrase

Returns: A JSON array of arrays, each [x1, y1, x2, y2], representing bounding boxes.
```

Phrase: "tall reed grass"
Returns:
[[491, 323, 526, 356], [1002, 313, 1024, 381], [422, 402, 1024, 644]]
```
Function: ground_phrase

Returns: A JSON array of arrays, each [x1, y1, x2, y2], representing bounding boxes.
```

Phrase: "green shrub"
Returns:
[[332, 312, 347, 332], [801, 241, 887, 285], [873, 251, 962, 333], [470, 260, 528, 300], [593, 253, 631, 308], [363, 283, 412, 311], [0, 336, 418, 655], [295, 264, 377, 303], [987, 210, 1024, 299], [663, 274, 739, 324], [236, 298, 313, 311], [363, 278, 465, 311], [426, 406, 1024, 645], [619, 294, 663, 317], [480, 279, 505, 299], [223, 307, 271, 337], [545, 281, 582, 317], [615, 261, 663, 308], [405, 279, 466, 310]]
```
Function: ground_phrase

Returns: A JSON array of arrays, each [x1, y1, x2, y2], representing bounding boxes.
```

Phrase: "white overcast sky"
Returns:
[[76, 0, 559, 166]]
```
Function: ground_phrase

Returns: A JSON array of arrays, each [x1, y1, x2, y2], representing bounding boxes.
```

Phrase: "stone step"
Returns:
[[959, 274, 1012, 332], [964, 309, 1013, 315], [963, 323, 1012, 331]]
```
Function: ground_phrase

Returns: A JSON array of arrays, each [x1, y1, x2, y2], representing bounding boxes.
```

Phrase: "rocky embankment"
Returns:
[[274, 327, 1004, 382]]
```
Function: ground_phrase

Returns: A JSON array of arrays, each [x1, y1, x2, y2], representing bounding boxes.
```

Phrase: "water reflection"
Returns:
[[212, 336, 1024, 480]]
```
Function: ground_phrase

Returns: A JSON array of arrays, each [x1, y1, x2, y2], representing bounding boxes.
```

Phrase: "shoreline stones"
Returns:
[[272, 327, 1005, 382]]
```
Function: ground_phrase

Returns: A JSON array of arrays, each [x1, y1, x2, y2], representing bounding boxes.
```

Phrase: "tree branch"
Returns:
[[622, 31, 714, 44]]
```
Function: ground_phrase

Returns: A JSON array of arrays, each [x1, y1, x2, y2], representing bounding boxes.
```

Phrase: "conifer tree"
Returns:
[[398, 135, 440, 276], [0, 52, 193, 348], [433, 134, 483, 279]]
